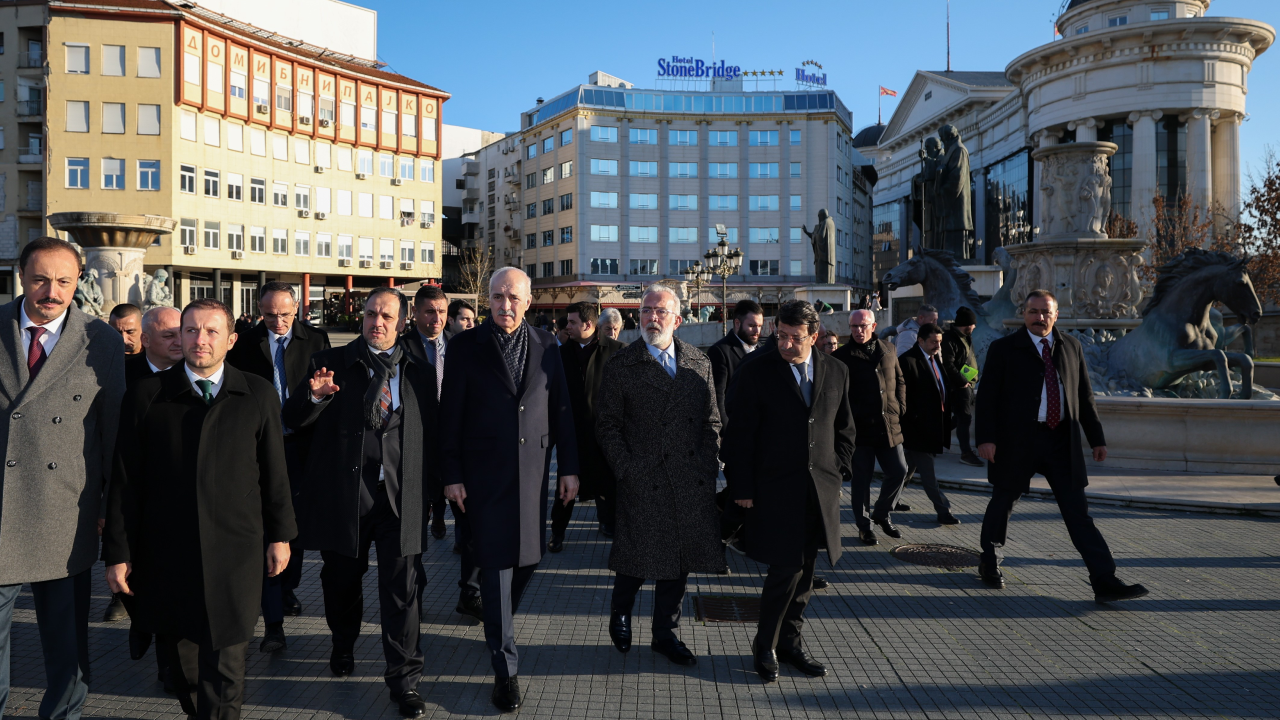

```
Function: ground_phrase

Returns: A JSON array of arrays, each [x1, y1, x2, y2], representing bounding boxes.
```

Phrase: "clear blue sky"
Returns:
[[364, 0, 1280, 177]]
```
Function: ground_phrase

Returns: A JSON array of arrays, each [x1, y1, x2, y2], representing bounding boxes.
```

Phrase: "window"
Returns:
[[360, 106, 376, 131], [591, 192, 619, 209], [102, 45, 124, 76], [790, 227, 803, 243], [543, 137, 554, 153], [542, 198, 555, 215], [669, 130, 697, 146], [630, 161, 658, 177], [749, 163, 779, 179], [66, 45, 89, 74], [273, 229, 288, 254], [526, 233, 536, 249], [669, 195, 697, 211], [629, 128, 657, 144], [378, 240, 394, 263], [790, 130, 801, 145], [526, 143, 536, 160], [381, 110, 395, 135], [542, 168, 555, 184], [203, 221, 220, 250], [790, 162, 802, 178], [526, 173, 537, 189], [401, 112, 416, 137], [227, 174, 243, 201], [749, 131, 779, 147], [561, 259, 573, 276], [379, 195, 393, 220], [228, 225, 244, 252], [138, 160, 160, 191], [183, 51, 199, 85], [630, 226, 658, 243], [1076, 24, 1089, 34], [1108, 16, 1127, 27], [275, 84, 292, 113], [207, 62, 224, 96], [296, 185, 311, 211], [560, 193, 573, 211], [337, 190, 353, 215], [272, 134, 287, 160], [318, 97, 335, 123], [179, 110, 197, 141], [709, 163, 738, 178], [708, 227, 739, 243], [341, 102, 356, 127], [526, 203, 536, 219], [591, 258, 619, 275], [253, 78, 269, 106], [750, 259, 779, 276], [400, 157, 414, 181], [138, 47, 161, 78], [358, 151, 374, 175], [790, 259, 803, 276], [230, 72, 246, 100], [203, 169, 219, 198], [180, 219, 196, 247], [708, 131, 737, 146], [668, 227, 697, 244], [66, 101, 89, 133], [137, 104, 160, 135], [273, 182, 289, 207], [526, 264, 536, 278], [540, 261, 553, 278], [204, 116, 220, 147], [560, 161, 573, 179], [250, 178, 265, 204], [250, 127, 266, 156], [419, 241, 434, 263], [670, 259, 698, 275], [590, 126, 618, 142], [790, 195, 802, 211], [590, 159, 618, 176], [420, 160, 435, 182], [630, 259, 658, 275], [749, 195, 780, 211], [542, 230, 554, 246], [560, 226, 573, 243], [101, 158, 124, 189], [629, 194, 658, 210], [314, 141, 330, 168], [1150, 9, 1170, 20], [399, 241, 414, 263], [379, 154, 394, 178], [249, 227, 266, 254], [295, 232, 310, 257], [590, 225, 619, 242], [180, 164, 196, 194], [561, 128, 573, 145], [749, 228, 779, 243], [358, 237, 374, 262], [708, 195, 738, 211], [669, 163, 697, 179]]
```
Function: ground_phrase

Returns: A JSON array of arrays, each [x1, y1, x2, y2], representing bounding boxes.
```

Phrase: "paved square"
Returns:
[[6, 479, 1280, 719]]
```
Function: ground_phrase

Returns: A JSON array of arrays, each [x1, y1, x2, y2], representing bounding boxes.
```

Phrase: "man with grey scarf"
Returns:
[[283, 288, 436, 718]]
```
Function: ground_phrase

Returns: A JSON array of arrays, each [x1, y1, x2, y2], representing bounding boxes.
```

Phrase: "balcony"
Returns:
[[17, 51, 43, 69], [461, 160, 480, 176], [17, 99, 43, 118], [18, 189, 43, 218], [19, 139, 43, 165], [460, 208, 480, 225]]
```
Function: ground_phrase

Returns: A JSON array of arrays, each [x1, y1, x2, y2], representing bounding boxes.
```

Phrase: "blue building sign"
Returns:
[[796, 67, 827, 87], [657, 56, 742, 80]]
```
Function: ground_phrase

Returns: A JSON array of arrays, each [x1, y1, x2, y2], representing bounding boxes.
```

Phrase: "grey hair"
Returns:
[[599, 307, 623, 328], [918, 304, 939, 316], [260, 280, 297, 304], [643, 283, 679, 309], [141, 306, 180, 335], [490, 266, 531, 297]]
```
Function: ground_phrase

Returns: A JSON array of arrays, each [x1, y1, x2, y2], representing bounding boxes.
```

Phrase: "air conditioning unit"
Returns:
[[391, 178, 404, 186], [255, 103, 269, 114], [400, 218, 413, 227], [420, 220, 433, 229], [359, 259, 372, 268], [379, 260, 393, 269], [502, 147, 509, 154], [319, 118, 332, 128], [314, 166, 325, 174], [356, 173, 368, 180], [338, 258, 352, 267], [315, 212, 327, 220], [183, 245, 197, 255], [298, 209, 311, 218], [400, 262, 414, 270], [299, 116, 312, 125], [230, 250, 244, 260]]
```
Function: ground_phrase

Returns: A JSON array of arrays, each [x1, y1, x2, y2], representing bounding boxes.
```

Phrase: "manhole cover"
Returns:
[[694, 595, 760, 623], [891, 543, 981, 569]]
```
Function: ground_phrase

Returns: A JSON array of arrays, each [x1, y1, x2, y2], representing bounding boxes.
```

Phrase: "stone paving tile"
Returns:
[[5, 476, 1280, 719]]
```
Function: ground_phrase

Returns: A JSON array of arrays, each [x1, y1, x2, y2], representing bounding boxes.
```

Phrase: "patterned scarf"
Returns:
[[493, 320, 529, 389]]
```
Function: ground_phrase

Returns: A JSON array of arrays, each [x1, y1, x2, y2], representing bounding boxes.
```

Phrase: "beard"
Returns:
[[642, 322, 673, 347]]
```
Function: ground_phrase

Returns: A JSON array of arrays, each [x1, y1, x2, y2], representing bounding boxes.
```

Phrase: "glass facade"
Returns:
[[1098, 122, 1132, 221], [983, 150, 1033, 258], [1156, 118, 1187, 201], [527, 87, 851, 128]]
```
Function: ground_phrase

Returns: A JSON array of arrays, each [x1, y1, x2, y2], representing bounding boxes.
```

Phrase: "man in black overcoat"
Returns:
[[898, 323, 959, 524], [722, 301, 855, 683], [439, 268, 579, 713], [105, 299, 295, 720], [941, 306, 982, 466], [975, 290, 1147, 603], [226, 281, 330, 650], [281, 288, 434, 718], [549, 300, 624, 550]]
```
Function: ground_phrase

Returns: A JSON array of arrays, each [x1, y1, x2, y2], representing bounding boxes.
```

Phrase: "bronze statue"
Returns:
[[802, 209, 837, 284], [912, 137, 944, 250], [937, 125, 974, 260]]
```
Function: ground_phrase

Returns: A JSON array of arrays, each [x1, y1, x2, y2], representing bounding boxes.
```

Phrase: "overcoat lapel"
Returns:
[[20, 307, 90, 405], [482, 322, 519, 398], [0, 302, 23, 404], [774, 352, 807, 409], [517, 329, 544, 401]]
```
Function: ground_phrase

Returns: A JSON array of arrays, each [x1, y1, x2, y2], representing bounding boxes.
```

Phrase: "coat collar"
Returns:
[[1015, 327, 1066, 366], [477, 320, 541, 399], [340, 334, 420, 371], [157, 361, 251, 404], [2, 299, 92, 404]]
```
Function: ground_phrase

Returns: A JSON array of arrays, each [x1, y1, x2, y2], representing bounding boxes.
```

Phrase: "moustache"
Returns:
[[37, 298, 63, 305], [496, 310, 517, 318], [646, 323, 663, 332]]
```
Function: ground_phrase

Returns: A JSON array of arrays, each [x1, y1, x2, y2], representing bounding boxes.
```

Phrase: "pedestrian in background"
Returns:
[[894, 304, 938, 357], [598, 308, 623, 340], [942, 307, 983, 467], [898, 323, 960, 525]]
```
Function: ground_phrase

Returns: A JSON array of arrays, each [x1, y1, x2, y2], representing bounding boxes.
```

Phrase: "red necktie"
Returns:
[[1041, 338, 1061, 430], [929, 355, 945, 411], [26, 326, 47, 381]]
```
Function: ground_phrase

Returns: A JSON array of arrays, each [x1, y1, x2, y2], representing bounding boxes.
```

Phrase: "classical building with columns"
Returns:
[[861, 0, 1273, 322]]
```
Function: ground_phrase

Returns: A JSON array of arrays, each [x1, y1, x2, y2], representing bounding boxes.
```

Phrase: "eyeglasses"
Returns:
[[850, 323, 875, 330], [1024, 309, 1055, 317], [262, 312, 296, 323], [640, 307, 673, 318]]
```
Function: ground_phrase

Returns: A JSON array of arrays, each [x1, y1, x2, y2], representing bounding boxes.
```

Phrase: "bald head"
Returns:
[[489, 266, 531, 297], [848, 309, 877, 344], [141, 306, 184, 369]]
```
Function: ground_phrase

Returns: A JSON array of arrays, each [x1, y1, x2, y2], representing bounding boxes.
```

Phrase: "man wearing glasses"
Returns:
[[226, 281, 330, 651]]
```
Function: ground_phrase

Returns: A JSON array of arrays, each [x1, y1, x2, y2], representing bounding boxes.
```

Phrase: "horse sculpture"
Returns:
[[880, 247, 1012, 367], [1107, 249, 1261, 399]]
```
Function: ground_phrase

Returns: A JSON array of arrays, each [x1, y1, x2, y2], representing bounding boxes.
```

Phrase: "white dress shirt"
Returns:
[[788, 352, 813, 386], [184, 362, 226, 399], [737, 333, 757, 354], [18, 303, 69, 362], [147, 358, 165, 374], [1027, 329, 1065, 423], [645, 341, 676, 377], [270, 325, 294, 352]]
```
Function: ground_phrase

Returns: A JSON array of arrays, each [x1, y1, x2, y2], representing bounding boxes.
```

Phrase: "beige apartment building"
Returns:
[[0, 0, 449, 316]]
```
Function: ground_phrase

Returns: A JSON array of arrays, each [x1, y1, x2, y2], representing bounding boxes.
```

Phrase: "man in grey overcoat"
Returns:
[[596, 284, 723, 667], [0, 237, 124, 719]]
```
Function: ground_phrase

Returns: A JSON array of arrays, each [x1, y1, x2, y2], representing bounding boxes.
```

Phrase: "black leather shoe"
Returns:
[[859, 527, 879, 545], [395, 689, 428, 718], [608, 610, 632, 652], [812, 576, 829, 590], [937, 512, 961, 525], [456, 591, 484, 623], [777, 647, 828, 677], [598, 521, 614, 538], [128, 628, 152, 660], [717, 566, 732, 575], [895, 502, 912, 512], [978, 562, 1005, 589], [725, 537, 747, 556], [753, 647, 779, 682], [431, 514, 447, 540], [547, 532, 564, 553], [651, 636, 696, 666], [259, 622, 286, 653], [960, 453, 985, 467], [282, 588, 303, 616], [1093, 577, 1149, 604], [873, 517, 902, 539], [492, 677, 521, 713], [103, 593, 128, 622], [330, 648, 355, 677]]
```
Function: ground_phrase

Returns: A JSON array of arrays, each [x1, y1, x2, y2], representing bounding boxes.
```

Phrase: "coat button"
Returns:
[[5, 460, 14, 467], [519, 438, 526, 445], [519, 406, 525, 412], [73, 395, 82, 401], [48, 462, 57, 470], [10, 412, 20, 420], [808, 418, 814, 424], [52, 417, 61, 424], [809, 442, 815, 447], [808, 462, 813, 469]]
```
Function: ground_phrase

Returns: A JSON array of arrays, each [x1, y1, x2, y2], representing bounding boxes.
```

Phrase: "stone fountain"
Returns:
[[48, 212, 176, 318]]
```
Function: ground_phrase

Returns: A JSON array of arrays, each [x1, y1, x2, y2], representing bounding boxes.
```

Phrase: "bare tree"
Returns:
[[1235, 150, 1280, 306], [457, 245, 494, 313]]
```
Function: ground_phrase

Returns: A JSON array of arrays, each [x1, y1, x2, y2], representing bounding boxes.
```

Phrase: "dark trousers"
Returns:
[[979, 424, 1117, 580], [718, 488, 747, 542], [952, 387, 974, 455], [452, 501, 480, 594], [162, 637, 248, 720], [757, 481, 824, 654], [320, 495, 423, 696], [0, 570, 90, 720], [550, 481, 615, 535], [850, 444, 910, 528], [480, 564, 538, 679], [903, 449, 952, 514], [280, 436, 307, 593], [611, 573, 687, 641]]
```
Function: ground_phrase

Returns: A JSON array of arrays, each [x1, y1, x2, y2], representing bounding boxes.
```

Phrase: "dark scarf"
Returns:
[[493, 320, 529, 389], [361, 336, 404, 430]]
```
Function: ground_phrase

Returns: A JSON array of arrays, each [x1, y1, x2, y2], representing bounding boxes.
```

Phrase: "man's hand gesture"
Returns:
[[309, 368, 340, 400]]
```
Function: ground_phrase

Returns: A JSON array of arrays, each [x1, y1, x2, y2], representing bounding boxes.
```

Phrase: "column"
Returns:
[[1068, 117, 1100, 143], [1213, 112, 1242, 224], [344, 274, 354, 314], [1128, 111, 1160, 233], [973, 167, 987, 263], [211, 268, 222, 306], [302, 272, 311, 320], [257, 270, 267, 295], [1034, 128, 1063, 234], [1185, 108, 1216, 215]]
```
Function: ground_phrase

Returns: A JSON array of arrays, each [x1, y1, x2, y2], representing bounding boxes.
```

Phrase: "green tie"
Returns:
[[195, 378, 214, 406]]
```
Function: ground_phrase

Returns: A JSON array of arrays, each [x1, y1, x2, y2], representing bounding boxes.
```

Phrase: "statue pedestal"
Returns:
[[1004, 238, 1147, 325], [794, 284, 855, 312], [47, 212, 177, 318], [83, 246, 147, 315]]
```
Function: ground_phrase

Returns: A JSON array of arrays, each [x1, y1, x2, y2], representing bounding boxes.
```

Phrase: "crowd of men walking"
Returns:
[[0, 236, 1148, 720]]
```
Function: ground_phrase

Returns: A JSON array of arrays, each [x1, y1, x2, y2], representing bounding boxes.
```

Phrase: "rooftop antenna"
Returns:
[[947, 0, 952, 72]]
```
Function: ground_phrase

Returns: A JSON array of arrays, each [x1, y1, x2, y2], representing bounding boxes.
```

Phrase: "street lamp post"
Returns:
[[686, 225, 743, 336], [682, 261, 709, 316]]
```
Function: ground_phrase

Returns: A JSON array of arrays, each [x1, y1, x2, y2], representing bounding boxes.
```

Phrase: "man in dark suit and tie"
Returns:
[[721, 301, 855, 683], [282, 288, 434, 717], [549, 301, 624, 549], [976, 290, 1147, 603], [898, 323, 959, 525], [226, 281, 330, 651], [439, 267, 579, 713], [706, 300, 763, 551]]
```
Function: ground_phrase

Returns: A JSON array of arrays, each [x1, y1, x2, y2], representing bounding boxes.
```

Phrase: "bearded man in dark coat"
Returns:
[[596, 285, 723, 667]]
